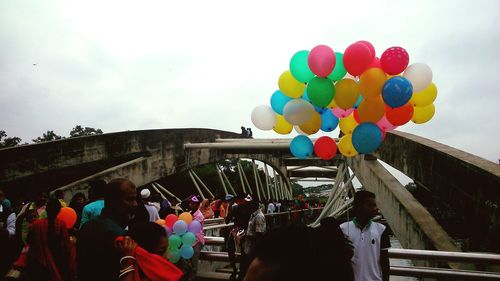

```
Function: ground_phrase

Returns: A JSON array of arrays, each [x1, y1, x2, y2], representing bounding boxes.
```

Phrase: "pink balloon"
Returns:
[[376, 115, 398, 131], [380, 46, 409, 75], [331, 107, 354, 118], [357, 40, 376, 58], [308, 45, 336, 78], [343, 42, 374, 76], [368, 57, 381, 68]]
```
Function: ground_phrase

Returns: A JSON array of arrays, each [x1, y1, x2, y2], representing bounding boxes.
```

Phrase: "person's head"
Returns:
[[140, 188, 151, 202], [244, 225, 353, 281], [104, 179, 138, 224], [46, 198, 62, 221], [88, 179, 107, 201], [353, 190, 378, 220], [200, 198, 210, 208], [225, 194, 234, 203], [129, 222, 168, 256], [70, 192, 86, 206], [35, 192, 48, 207], [188, 195, 200, 212], [54, 189, 65, 200]]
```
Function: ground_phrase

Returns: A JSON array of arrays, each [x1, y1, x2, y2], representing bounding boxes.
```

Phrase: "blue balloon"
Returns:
[[382, 77, 413, 108], [173, 220, 187, 235], [353, 95, 362, 109], [180, 245, 194, 259], [301, 90, 325, 113], [352, 123, 383, 154], [290, 135, 313, 159], [270, 90, 293, 115], [320, 110, 339, 132]]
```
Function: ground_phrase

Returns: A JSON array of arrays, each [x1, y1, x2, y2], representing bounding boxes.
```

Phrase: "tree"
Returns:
[[69, 125, 103, 137], [0, 130, 22, 148], [32, 130, 64, 143]]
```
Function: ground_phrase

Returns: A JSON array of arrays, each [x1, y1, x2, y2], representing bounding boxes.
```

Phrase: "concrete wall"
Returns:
[[377, 131, 500, 253], [0, 128, 243, 199]]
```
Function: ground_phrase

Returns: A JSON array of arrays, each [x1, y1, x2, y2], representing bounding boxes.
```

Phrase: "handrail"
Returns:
[[389, 248, 500, 265]]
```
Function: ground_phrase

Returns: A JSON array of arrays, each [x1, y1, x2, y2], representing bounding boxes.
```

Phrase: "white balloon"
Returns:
[[403, 63, 433, 92], [283, 99, 314, 125], [251, 105, 276, 130]]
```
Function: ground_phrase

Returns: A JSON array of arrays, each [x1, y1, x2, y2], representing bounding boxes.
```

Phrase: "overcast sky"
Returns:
[[1, 0, 499, 165]]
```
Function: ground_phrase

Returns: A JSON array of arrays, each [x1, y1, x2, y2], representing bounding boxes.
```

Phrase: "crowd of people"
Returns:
[[0, 178, 390, 281]]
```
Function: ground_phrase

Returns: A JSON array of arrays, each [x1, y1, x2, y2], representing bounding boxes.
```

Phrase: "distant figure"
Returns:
[[54, 190, 67, 207], [241, 126, 248, 137], [69, 192, 87, 230], [247, 128, 253, 137], [80, 179, 106, 228], [340, 191, 390, 281]]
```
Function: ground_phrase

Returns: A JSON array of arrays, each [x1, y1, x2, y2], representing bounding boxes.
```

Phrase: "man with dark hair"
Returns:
[[340, 190, 390, 281], [77, 178, 138, 281], [80, 179, 106, 227]]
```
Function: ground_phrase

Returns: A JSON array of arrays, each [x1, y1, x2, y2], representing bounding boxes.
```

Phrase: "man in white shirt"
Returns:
[[140, 189, 160, 222], [267, 201, 276, 214], [340, 190, 390, 281]]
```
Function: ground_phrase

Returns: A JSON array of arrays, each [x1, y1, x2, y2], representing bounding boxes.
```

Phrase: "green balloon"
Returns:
[[327, 52, 347, 81], [168, 249, 181, 263], [181, 232, 196, 246], [168, 234, 182, 249], [290, 50, 315, 83], [306, 77, 335, 107]]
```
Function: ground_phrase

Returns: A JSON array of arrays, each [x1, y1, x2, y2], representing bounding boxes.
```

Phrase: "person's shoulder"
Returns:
[[339, 221, 352, 231], [372, 221, 386, 233]]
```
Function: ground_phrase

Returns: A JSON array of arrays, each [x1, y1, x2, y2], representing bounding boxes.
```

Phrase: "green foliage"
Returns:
[[0, 130, 22, 148], [32, 130, 64, 143], [69, 125, 103, 137]]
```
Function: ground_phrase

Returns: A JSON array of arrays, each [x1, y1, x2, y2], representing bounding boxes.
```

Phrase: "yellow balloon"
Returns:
[[339, 113, 358, 135], [338, 134, 358, 157], [334, 79, 360, 110], [359, 68, 387, 99], [327, 96, 337, 109], [357, 97, 385, 123], [273, 114, 293, 134], [278, 70, 305, 98], [410, 82, 437, 107], [179, 212, 193, 224], [412, 103, 435, 124], [298, 111, 321, 135]]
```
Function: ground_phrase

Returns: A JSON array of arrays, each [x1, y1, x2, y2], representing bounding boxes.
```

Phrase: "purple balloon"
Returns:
[[173, 220, 187, 235], [188, 220, 202, 234]]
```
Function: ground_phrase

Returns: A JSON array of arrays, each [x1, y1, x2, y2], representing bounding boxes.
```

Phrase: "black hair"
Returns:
[[249, 224, 353, 281], [105, 178, 132, 205], [54, 190, 64, 199], [88, 179, 107, 201], [129, 222, 166, 254], [353, 190, 375, 209], [46, 198, 62, 265], [70, 192, 86, 205]]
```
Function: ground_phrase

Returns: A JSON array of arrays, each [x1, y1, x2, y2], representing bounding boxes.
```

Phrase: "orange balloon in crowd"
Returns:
[[357, 98, 385, 123], [57, 207, 77, 229], [155, 219, 166, 226], [179, 212, 193, 225]]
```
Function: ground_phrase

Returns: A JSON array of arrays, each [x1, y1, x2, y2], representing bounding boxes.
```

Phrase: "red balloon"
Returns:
[[314, 136, 337, 160], [343, 42, 374, 76], [353, 109, 361, 124], [57, 207, 77, 229], [165, 214, 178, 228], [357, 40, 376, 58], [368, 57, 381, 68], [385, 104, 414, 126], [380, 47, 409, 75]]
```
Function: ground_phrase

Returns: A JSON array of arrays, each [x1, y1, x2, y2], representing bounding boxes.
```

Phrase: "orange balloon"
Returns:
[[357, 98, 385, 123], [179, 212, 193, 225], [359, 68, 387, 100], [299, 111, 321, 135], [386, 104, 413, 126], [334, 79, 360, 110], [155, 219, 166, 226], [57, 207, 77, 229]]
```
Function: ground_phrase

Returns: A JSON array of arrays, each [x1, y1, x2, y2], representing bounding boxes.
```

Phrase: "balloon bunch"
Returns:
[[156, 212, 202, 263], [251, 41, 437, 159]]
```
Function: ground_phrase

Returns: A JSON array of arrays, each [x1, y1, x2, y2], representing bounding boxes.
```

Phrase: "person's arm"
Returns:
[[115, 236, 138, 281], [380, 228, 391, 281]]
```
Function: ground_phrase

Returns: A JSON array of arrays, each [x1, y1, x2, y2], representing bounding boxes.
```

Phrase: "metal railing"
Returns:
[[201, 236, 500, 280]]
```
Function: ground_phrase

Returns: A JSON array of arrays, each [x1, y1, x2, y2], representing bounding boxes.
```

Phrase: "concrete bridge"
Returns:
[[1, 128, 499, 257]]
